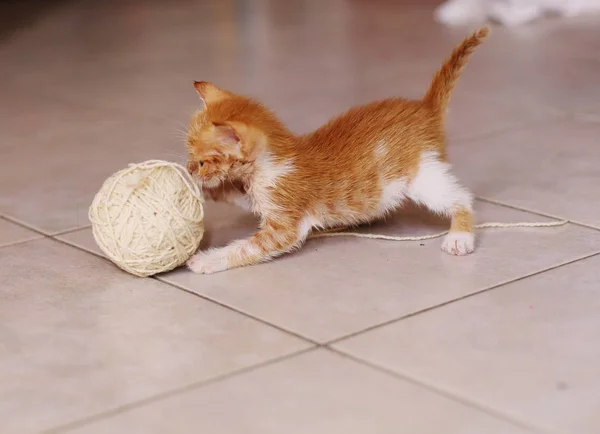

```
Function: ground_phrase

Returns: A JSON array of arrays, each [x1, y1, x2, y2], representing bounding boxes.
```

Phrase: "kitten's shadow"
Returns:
[[199, 201, 450, 250], [199, 202, 258, 250], [364, 202, 449, 234]]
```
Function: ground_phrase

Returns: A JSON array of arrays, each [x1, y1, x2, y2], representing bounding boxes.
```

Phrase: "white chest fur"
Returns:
[[248, 153, 294, 219]]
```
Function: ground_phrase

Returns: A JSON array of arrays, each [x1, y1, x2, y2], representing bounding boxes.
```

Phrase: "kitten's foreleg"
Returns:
[[187, 218, 304, 274]]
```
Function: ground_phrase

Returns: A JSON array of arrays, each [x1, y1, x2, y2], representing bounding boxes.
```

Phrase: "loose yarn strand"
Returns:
[[309, 219, 569, 241]]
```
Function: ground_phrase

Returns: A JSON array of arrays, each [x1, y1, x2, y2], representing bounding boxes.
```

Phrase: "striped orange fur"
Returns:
[[186, 28, 489, 274]]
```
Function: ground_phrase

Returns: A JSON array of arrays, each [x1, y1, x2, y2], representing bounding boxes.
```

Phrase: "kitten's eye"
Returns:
[[198, 161, 204, 167]]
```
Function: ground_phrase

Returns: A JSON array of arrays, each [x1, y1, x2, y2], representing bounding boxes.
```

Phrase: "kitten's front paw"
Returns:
[[442, 232, 475, 256], [187, 251, 229, 274]]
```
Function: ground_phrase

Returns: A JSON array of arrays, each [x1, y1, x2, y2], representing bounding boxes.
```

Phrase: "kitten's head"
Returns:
[[186, 81, 272, 189]]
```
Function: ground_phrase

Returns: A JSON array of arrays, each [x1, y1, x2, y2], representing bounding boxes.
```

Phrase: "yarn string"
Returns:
[[309, 219, 569, 241]]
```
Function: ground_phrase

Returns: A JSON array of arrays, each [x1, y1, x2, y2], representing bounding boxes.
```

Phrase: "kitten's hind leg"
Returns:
[[441, 207, 474, 256], [187, 217, 304, 274], [407, 151, 475, 256]]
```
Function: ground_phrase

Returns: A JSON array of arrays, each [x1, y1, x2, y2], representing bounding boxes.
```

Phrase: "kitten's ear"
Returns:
[[194, 81, 227, 106], [213, 121, 265, 159], [213, 123, 240, 148]]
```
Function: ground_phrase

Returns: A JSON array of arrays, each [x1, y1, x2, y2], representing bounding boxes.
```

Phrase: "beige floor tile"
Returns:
[[450, 118, 600, 228], [0, 218, 41, 247], [62, 349, 534, 434], [0, 115, 189, 235], [444, 90, 560, 142], [160, 201, 600, 343], [0, 239, 309, 434], [0, 87, 119, 145], [572, 108, 600, 122], [335, 255, 600, 434]]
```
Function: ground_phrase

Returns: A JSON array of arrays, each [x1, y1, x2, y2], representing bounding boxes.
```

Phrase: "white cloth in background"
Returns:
[[435, 0, 600, 26]]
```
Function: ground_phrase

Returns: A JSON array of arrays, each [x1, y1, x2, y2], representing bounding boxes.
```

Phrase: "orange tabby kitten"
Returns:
[[186, 27, 489, 274]]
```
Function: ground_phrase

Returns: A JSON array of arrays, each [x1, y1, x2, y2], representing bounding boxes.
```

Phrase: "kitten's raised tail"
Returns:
[[423, 27, 489, 112]]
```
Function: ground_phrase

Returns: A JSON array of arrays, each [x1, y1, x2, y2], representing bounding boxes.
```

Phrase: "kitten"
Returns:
[[185, 28, 488, 274], [435, 0, 600, 26]]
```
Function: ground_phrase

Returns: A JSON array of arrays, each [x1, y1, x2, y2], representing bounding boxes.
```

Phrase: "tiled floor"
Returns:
[[1, 1, 599, 433]]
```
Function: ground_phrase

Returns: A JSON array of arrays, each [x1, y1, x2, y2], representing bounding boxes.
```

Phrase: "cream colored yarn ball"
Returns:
[[89, 160, 204, 277]]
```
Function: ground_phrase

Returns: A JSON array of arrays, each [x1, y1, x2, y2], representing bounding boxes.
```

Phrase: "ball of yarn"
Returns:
[[89, 160, 204, 277]]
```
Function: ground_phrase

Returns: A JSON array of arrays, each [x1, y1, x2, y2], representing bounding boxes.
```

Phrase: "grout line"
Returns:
[[52, 225, 93, 237], [0, 212, 92, 248], [327, 347, 554, 434], [0, 213, 52, 236], [0, 213, 91, 238], [157, 277, 323, 346], [325, 250, 600, 346], [0, 216, 52, 250], [43, 347, 317, 434], [0, 235, 45, 249], [48, 237, 103, 256], [474, 197, 600, 232]]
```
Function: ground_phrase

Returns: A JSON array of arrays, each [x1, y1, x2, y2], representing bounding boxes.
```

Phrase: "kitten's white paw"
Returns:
[[187, 251, 229, 274], [442, 232, 475, 256]]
